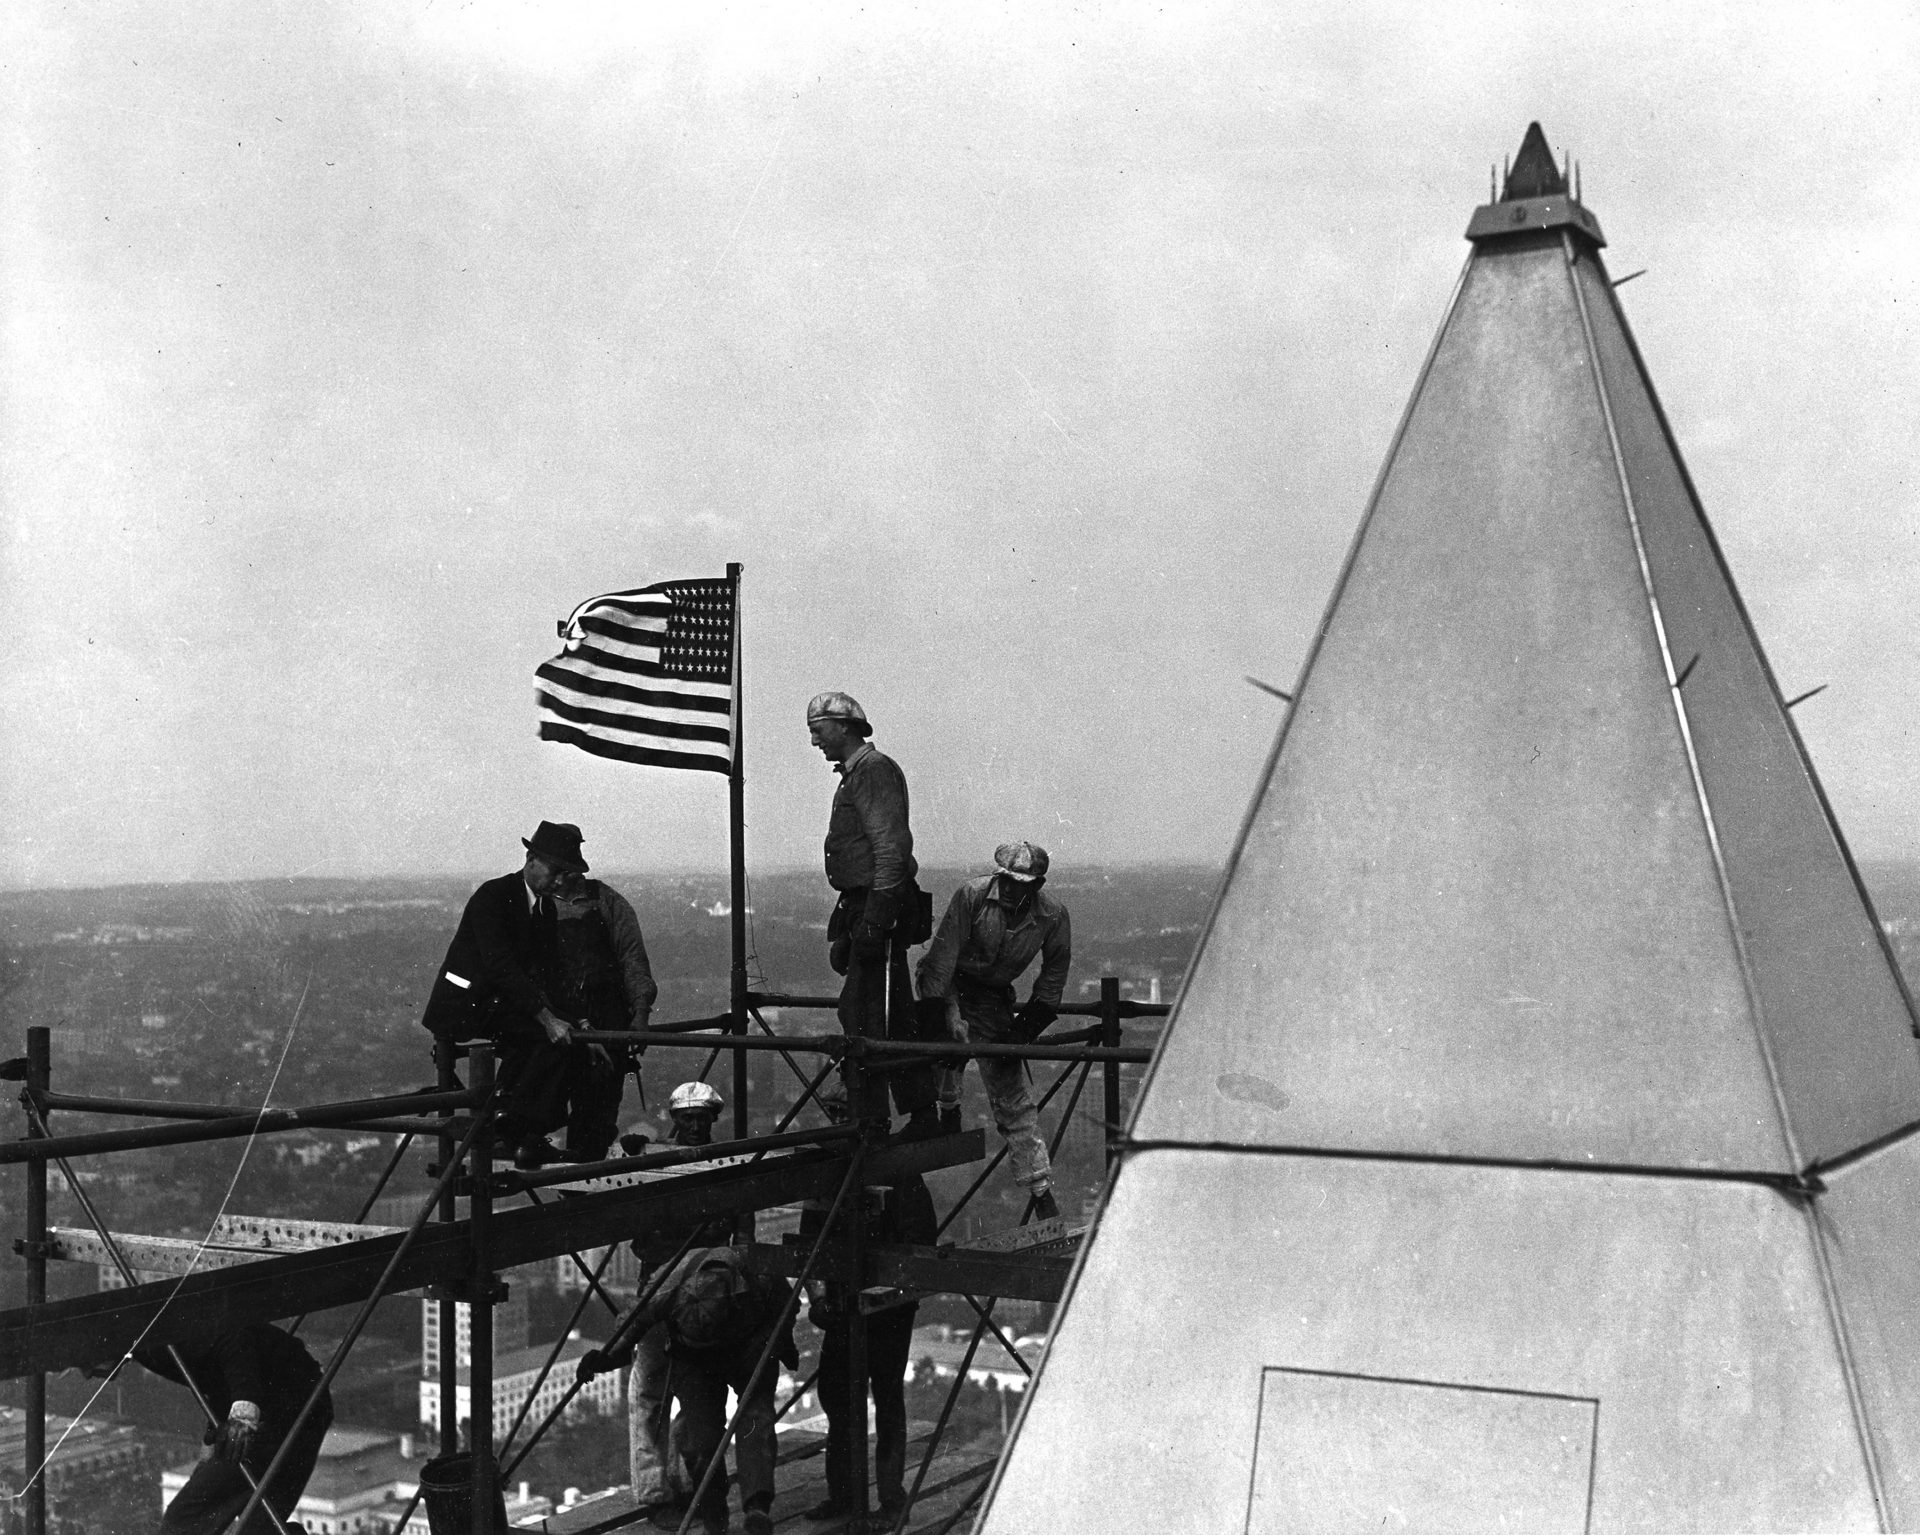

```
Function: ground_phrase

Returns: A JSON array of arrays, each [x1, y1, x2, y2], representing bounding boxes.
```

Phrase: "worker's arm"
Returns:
[[455, 880, 553, 1023], [574, 1291, 665, 1383], [1028, 906, 1072, 1009], [848, 756, 912, 942], [599, 885, 659, 1029], [914, 885, 974, 1001]]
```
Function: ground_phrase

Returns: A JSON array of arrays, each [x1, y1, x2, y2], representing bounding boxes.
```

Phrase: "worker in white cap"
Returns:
[[624, 1080, 728, 1521], [916, 841, 1073, 1220], [806, 691, 941, 1138]]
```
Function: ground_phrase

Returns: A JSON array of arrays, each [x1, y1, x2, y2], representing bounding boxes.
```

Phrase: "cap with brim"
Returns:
[[993, 841, 1049, 882], [523, 820, 589, 873]]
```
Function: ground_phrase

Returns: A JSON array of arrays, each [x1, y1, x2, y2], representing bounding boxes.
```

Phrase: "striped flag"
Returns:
[[535, 577, 735, 774]]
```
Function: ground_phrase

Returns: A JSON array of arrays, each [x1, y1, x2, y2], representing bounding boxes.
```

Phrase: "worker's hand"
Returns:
[[828, 936, 851, 975], [537, 1007, 571, 1046], [586, 1043, 613, 1074], [629, 1010, 651, 1038], [853, 887, 900, 953], [944, 995, 966, 1043], [1014, 999, 1058, 1042], [213, 1401, 262, 1462], [575, 1349, 610, 1384]]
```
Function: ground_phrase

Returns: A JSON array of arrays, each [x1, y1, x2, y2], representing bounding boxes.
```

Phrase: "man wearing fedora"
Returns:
[[421, 821, 656, 1167]]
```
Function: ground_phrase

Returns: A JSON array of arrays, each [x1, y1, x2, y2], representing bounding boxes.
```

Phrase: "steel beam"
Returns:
[[0, 1132, 982, 1378], [747, 1241, 1073, 1304]]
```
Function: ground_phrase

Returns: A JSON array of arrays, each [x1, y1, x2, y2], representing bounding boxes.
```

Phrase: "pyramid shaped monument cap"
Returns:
[[1503, 120, 1566, 199], [1132, 123, 1920, 1175]]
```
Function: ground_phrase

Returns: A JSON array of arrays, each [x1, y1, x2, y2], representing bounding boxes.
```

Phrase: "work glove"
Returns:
[[1014, 999, 1058, 1042], [213, 1400, 262, 1463], [828, 936, 851, 975], [913, 995, 948, 1039], [537, 1007, 571, 1046], [576, 1344, 632, 1384], [852, 887, 901, 955]]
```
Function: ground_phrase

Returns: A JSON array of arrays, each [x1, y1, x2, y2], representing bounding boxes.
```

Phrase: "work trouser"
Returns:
[[159, 1389, 333, 1535], [817, 1303, 917, 1512], [834, 892, 937, 1117], [627, 1321, 687, 1502], [672, 1337, 779, 1525], [936, 980, 1052, 1192], [493, 1018, 627, 1156]]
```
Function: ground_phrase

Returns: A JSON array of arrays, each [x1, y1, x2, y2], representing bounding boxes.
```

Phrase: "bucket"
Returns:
[[419, 1452, 509, 1535]]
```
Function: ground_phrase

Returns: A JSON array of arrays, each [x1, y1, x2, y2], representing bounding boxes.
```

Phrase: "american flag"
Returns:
[[535, 578, 735, 774]]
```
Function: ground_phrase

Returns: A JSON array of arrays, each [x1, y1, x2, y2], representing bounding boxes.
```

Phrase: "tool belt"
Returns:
[[953, 974, 1019, 1035], [829, 881, 934, 947]]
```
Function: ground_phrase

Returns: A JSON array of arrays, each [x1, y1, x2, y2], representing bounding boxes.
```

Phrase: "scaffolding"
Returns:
[[2, 978, 1164, 1534]]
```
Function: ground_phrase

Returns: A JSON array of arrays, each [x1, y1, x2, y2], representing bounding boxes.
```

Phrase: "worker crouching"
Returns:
[[581, 1148, 794, 1535], [916, 841, 1072, 1221]]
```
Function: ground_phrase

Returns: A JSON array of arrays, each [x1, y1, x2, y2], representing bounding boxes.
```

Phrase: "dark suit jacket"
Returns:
[[420, 871, 555, 1039]]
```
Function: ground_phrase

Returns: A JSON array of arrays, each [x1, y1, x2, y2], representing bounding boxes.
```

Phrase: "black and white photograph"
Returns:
[[3, 3, 1917, 1531]]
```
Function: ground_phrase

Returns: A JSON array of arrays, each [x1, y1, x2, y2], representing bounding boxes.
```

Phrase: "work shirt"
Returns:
[[553, 879, 659, 1026], [916, 875, 1072, 1007], [611, 1246, 794, 1357], [823, 741, 916, 893]]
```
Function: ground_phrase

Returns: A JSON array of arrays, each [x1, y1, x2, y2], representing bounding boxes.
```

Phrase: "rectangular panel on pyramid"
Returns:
[[983, 1150, 1887, 1531], [978, 124, 1920, 1533]]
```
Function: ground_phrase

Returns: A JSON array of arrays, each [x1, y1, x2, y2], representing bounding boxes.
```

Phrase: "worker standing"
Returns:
[[801, 1084, 938, 1527], [806, 692, 940, 1139], [916, 842, 1072, 1220]]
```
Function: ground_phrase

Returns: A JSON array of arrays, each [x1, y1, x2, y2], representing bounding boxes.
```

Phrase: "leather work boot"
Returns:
[[513, 1135, 563, 1170], [938, 1104, 962, 1136]]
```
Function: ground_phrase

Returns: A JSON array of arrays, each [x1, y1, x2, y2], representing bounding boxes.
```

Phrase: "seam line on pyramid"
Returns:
[[1119, 1137, 1828, 1194], [1808, 1114, 1920, 1182], [1561, 228, 1802, 1173], [1123, 250, 1477, 1137], [1593, 264, 1920, 1046], [1805, 1200, 1893, 1526]]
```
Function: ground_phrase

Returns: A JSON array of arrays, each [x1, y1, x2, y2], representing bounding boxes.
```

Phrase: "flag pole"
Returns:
[[727, 561, 749, 1143]]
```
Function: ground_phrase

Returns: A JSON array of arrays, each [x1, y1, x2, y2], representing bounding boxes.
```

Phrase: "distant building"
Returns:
[[421, 1288, 530, 1374], [902, 1324, 1044, 1394], [0, 1404, 148, 1501], [417, 1336, 621, 1441], [158, 1426, 553, 1535], [554, 1242, 643, 1293], [1076, 969, 1166, 1005]]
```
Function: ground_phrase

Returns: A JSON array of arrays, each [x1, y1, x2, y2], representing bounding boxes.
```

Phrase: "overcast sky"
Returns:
[[3, 1, 1915, 891]]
